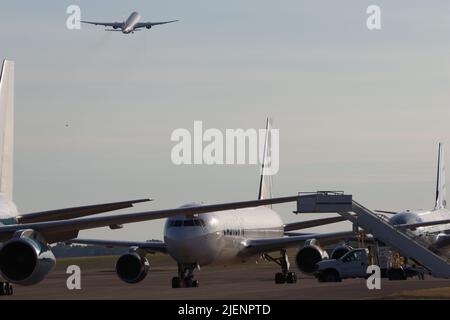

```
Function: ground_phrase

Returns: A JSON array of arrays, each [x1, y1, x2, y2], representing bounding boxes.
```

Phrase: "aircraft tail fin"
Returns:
[[258, 118, 273, 202], [0, 60, 14, 201], [435, 142, 446, 210]]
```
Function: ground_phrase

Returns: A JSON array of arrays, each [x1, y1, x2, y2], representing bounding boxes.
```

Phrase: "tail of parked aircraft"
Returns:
[[0, 60, 14, 201], [435, 142, 446, 210], [258, 118, 273, 203]]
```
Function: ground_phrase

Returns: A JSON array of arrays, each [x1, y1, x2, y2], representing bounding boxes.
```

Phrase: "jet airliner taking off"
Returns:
[[69, 119, 355, 288], [81, 11, 179, 34], [0, 60, 300, 296]]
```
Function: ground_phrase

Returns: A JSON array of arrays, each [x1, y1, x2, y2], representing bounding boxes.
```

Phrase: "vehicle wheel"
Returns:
[[172, 277, 181, 288], [286, 272, 297, 284], [275, 272, 286, 284], [191, 280, 199, 288], [323, 270, 340, 282]]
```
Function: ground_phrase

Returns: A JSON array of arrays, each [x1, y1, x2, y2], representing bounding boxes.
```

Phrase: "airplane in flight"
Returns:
[[81, 11, 178, 34], [0, 60, 300, 295], [69, 119, 355, 288]]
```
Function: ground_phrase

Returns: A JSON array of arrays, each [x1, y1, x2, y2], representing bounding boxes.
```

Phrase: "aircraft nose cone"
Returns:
[[164, 228, 218, 265], [165, 233, 202, 263]]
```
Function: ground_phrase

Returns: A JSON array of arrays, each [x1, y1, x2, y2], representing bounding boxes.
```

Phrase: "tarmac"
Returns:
[[3, 255, 450, 300]]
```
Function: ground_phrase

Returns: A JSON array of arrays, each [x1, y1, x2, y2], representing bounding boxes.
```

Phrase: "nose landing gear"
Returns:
[[264, 249, 297, 284], [172, 263, 199, 288]]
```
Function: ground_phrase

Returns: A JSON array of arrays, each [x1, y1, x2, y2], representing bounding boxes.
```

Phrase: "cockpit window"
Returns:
[[184, 220, 195, 227], [168, 219, 205, 228]]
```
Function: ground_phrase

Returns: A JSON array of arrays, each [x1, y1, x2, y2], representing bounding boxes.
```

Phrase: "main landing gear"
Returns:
[[264, 249, 297, 284], [172, 263, 199, 288], [0, 282, 13, 296]]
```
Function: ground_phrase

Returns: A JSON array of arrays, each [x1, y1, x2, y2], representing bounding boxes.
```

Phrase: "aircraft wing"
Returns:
[[0, 195, 298, 243], [66, 239, 168, 254], [284, 216, 347, 231], [16, 199, 151, 224], [395, 218, 450, 230], [239, 231, 355, 257], [135, 20, 179, 28], [80, 21, 123, 28]]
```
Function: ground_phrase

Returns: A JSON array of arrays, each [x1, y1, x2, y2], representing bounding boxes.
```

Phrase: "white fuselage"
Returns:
[[122, 12, 141, 34], [163, 202, 450, 268], [164, 204, 284, 266]]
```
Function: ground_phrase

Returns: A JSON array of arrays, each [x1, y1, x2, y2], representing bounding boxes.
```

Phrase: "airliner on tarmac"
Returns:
[[81, 11, 178, 34], [69, 119, 355, 288], [386, 143, 450, 256], [0, 60, 299, 296]]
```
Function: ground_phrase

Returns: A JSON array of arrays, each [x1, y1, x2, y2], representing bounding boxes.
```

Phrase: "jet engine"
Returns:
[[146, 26, 152, 29], [113, 26, 119, 29], [295, 239, 329, 274], [0, 230, 55, 286], [115, 251, 149, 284], [330, 244, 353, 260]]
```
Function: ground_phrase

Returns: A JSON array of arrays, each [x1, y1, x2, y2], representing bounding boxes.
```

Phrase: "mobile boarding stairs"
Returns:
[[295, 192, 450, 278]]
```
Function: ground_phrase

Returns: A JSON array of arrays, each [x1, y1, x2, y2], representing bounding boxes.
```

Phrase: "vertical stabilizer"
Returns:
[[435, 142, 446, 210], [0, 60, 14, 201], [258, 118, 273, 202]]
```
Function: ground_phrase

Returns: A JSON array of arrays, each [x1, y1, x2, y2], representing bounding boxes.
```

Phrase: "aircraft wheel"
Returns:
[[275, 272, 286, 284], [286, 272, 297, 284]]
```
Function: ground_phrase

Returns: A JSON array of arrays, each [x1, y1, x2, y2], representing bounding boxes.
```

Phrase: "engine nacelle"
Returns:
[[0, 230, 55, 286], [330, 244, 353, 260], [115, 252, 149, 284], [146, 26, 152, 29], [295, 239, 329, 274]]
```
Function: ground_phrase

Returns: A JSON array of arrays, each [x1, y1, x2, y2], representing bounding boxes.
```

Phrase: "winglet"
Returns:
[[435, 142, 446, 210], [0, 60, 14, 201]]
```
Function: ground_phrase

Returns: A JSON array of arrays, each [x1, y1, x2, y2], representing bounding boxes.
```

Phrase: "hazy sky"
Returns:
[[1, 1, 450, 240]]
